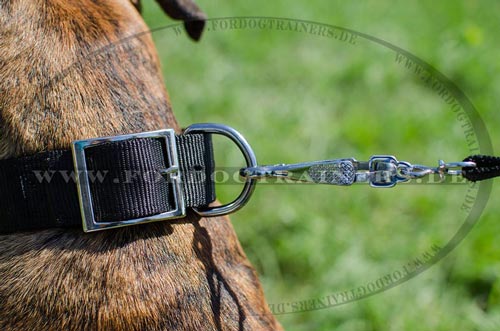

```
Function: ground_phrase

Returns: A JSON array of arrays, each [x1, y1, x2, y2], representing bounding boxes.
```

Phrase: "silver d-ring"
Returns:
[[184, 123, 258, 217]]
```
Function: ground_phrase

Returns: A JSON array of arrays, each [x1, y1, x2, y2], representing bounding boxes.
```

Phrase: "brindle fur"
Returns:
[[0, 0, 282, 330]]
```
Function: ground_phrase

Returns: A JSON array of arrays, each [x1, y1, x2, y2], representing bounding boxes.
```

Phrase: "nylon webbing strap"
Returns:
[[0, 133, 215, 234], [463, 155, 500, 182]]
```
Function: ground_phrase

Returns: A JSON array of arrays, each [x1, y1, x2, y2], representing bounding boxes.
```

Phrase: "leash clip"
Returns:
[[398, 160, 477, 182], [241, 155, 476, 188]]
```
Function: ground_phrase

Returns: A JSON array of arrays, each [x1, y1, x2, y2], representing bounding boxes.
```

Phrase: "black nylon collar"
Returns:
[[0, 132, 215, 234]]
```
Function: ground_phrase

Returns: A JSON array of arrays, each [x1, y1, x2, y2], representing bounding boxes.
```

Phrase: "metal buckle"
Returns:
[[72, 130, 186, 232]]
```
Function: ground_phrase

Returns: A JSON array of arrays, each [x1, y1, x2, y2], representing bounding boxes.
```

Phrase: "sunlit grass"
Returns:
[[142, 1, 500, 330]]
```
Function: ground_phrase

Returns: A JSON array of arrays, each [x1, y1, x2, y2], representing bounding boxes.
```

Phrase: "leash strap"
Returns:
[[0, 133, 215, 234], [462, 155, 500, 182]]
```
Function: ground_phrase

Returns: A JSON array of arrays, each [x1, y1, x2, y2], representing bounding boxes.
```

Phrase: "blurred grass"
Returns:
[[141, 1, 500, 330]]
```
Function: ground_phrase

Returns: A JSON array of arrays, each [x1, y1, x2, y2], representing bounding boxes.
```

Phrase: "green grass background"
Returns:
[[140, 1, 500, 330]]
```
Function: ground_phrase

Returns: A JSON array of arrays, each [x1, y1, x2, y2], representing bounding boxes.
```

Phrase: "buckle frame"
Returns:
[[72, 129, 186, 232]]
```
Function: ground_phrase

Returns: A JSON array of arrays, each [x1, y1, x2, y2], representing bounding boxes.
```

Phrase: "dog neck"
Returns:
[[0, 0, 177, 158], [0, 1, 281, 330]]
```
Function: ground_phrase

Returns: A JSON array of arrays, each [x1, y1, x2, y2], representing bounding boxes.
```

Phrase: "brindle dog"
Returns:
[[0, 0, 282, 330]]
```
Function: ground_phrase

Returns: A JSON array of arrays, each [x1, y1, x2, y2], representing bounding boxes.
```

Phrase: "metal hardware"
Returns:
[[184, 123, 258, 216], [71, 122, 478, 230], [72, 129, 186, 232], [241, 159, 358, 186], [366, 155, 409, 188], [399, 160, 477, 181], [241, 155, 476, 188]]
